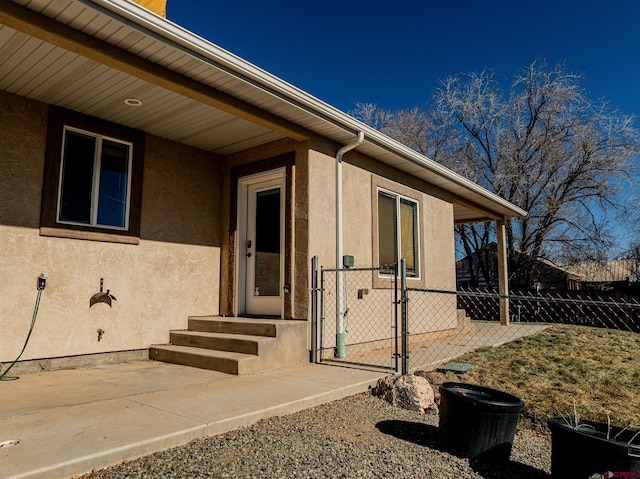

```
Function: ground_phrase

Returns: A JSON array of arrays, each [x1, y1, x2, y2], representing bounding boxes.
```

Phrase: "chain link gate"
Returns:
[[311, 257, 401, 372]]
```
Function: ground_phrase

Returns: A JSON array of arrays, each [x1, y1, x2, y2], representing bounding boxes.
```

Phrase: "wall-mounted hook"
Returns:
[[90, 278, 117, 308]]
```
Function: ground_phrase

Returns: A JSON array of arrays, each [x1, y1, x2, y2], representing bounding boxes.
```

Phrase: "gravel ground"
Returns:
[[78, 393, 551, 479]]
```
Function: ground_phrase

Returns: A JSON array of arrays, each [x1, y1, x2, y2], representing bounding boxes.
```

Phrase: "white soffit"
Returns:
[[4, 0, 526, 220], [0, 4, 284, 156]]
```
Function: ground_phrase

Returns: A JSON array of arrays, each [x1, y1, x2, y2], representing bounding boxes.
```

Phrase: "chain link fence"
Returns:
[[455, 289, 640, 331], [315, 265, 399, 371], [311, 257, 640, 373], [406, 287, 640, 372]]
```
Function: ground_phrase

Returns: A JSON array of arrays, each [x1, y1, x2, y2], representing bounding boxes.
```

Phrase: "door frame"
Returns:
[[236, 168, 286, 317]]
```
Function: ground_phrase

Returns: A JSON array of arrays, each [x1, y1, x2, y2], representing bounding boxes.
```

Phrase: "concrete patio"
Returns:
[[1, 361, 384, 479], [327, 321, 548, 371], [409, 321, 549, 370], [1, 321, 548, 479]]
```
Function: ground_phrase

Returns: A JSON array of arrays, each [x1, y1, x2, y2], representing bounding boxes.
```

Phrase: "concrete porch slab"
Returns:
[[0, 361, 230, 419], [0, 361, 385, 479], [2, 399, 206, 479]]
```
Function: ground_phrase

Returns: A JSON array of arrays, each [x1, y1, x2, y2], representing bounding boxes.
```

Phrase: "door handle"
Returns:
[[247, 240, 252, 248]]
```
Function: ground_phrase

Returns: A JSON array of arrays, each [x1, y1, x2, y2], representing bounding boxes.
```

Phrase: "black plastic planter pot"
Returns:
[[549, 417, 640, 478], [439, 382, 524, 463]]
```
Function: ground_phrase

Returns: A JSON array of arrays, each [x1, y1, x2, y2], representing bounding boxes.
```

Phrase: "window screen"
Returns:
[[377, 190, 419, 277]]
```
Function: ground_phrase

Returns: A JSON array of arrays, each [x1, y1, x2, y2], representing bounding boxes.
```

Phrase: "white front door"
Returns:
[[238, 170, 285, 317]]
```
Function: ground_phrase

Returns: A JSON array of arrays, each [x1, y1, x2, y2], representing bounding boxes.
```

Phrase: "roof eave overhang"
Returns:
[[7, 0, 528, 221], [76, 0, 527, 220]]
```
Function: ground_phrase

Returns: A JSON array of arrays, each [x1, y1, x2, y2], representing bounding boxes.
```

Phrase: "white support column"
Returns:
[[496, 219, 510, 326]]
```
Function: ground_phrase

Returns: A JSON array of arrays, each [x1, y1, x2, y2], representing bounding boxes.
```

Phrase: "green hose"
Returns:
[[0, 288, 44, 381]]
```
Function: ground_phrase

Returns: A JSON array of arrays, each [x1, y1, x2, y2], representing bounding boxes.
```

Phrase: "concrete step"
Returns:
[[170, 331, 271, 355], [151, 317, 309, 375], [149, 345, 259, 375], [188, 317, 277, 337]]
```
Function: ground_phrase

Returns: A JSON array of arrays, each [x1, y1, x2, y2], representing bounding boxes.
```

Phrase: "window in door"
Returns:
[[254, 187, 281, 296]]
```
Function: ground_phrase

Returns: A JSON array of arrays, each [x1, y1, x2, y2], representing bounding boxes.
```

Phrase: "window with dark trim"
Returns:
[[377, 189, 420, 278], [41, 107, 144, 241]]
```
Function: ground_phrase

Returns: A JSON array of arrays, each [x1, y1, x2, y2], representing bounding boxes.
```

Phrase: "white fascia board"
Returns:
[[79, 0, 527, 219]]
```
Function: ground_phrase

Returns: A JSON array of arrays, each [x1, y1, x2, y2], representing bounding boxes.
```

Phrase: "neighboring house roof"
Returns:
[[455, 244, 580, 288], [532, 257, 582, 279], [457, 243, 639, 288], [0, 0, 527, 223], [565, 260, 639, 284]]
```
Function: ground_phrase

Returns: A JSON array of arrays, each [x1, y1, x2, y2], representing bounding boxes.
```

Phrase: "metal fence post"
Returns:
[[319, 266, 326, 363], [393, 263, 399, 373], [401, 258, 408, 375], [310, 255, 318, 363]]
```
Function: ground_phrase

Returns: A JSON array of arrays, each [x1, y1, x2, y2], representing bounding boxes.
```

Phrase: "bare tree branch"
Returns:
[[352, 60, 640, 288]]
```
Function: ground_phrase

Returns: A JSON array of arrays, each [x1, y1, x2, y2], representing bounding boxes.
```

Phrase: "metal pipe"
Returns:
[[310, 255, 318, 363], [335, 132, 364, 358]]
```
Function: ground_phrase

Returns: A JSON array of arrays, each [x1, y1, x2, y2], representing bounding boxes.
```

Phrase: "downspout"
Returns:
[[335, 131, 365, 358]]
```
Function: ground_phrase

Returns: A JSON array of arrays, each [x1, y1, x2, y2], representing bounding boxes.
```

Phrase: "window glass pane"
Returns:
[[97, 140, 129, 228], [59, 130, 95, 224], [378, 192, 397, 269], [254, 188, 280, 296], [400, 198, 418, 277]]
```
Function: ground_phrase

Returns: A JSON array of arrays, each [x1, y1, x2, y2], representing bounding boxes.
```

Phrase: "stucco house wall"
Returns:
[[0, 91, 222, 363], [0, 86, 460, 365], [307, 147, 457, 348], [0, 0, 526, 370]]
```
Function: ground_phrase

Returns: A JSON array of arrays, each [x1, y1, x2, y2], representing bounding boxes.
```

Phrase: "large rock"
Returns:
[[372, 374, 436, 413]]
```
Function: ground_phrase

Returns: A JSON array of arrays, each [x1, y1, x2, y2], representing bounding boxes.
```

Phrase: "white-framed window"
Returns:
[[378, 189, 420, 278], [41, 107, 144, 242], [57, 127, 133, 230]]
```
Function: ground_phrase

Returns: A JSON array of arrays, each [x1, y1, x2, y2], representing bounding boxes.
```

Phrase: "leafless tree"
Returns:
[[353, 61, 640, 289], [625, 238, 640, 283]]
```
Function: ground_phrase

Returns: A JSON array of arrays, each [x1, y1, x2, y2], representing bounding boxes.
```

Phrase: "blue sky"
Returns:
[[169, 0, 640, 122], [168, 1, 640, 253]]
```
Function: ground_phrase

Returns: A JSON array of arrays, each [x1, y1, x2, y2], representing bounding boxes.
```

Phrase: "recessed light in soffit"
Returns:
[[124, 98, 143, 107]]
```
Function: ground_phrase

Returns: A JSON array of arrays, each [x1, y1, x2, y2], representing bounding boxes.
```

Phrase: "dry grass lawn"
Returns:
[[426, 325, 640, 430]]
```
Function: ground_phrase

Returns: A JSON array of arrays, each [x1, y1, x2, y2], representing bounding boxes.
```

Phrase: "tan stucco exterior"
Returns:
[[308, 148, 456, 286], [307, 147, 458, 347], [0, 87, 462, 366], [0, 91, 221, 362]]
